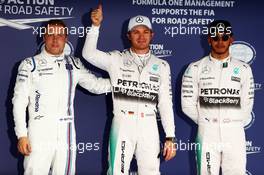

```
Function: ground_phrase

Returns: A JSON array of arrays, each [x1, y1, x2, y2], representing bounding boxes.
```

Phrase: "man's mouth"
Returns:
[[137, 40, 146, 44], [52, 44, 59, 48]]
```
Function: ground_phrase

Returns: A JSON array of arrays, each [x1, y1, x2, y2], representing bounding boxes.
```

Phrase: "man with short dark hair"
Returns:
[[181, 20, 254, 175], [12, 19, 111, 175], [82, 4, 176, 175]]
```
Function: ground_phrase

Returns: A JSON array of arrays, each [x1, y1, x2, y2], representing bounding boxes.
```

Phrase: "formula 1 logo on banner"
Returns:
[[150, 43, 173, 58], [244, 111, 255, 130], [230, 41, 256, 65]]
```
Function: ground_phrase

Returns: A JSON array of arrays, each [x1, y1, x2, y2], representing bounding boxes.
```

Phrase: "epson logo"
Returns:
[[35, 90, 41, 112], [200, 88, 239, 95], [121, 141, 126, 173]]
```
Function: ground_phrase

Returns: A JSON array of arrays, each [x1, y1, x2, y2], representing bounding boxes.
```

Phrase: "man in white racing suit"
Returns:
[[82, 4, 176, 175], [12, 20, 111, 175], [181, 20, 254, 175]]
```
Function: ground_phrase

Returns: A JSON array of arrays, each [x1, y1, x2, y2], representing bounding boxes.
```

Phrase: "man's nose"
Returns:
[[52, 34, 59, 40], [139, 33, 145, 39]]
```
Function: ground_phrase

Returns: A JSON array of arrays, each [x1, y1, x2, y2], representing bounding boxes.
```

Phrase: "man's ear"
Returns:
[[43, 35, 46, 42], [151, 32, 154, 40], [127, 33, 131, 41], [207, 36, 211, 46], [230, 36, 234, 45]]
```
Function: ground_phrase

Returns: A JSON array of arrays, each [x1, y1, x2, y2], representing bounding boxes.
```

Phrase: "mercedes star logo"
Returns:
[[136, 17, 144, 23], [216, 23, 225, 30]]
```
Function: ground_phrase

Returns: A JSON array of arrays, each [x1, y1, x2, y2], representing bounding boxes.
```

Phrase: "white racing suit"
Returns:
[[82, 26, 175, 175], [12, 49, 111, 175], [181, 55, 254, 175]]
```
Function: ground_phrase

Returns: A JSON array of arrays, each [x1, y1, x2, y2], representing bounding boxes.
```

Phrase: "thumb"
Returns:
[[98, 3, 102, 10], [163, 146, 167, 156]]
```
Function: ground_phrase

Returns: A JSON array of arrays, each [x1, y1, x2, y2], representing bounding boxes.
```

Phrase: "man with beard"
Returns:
[[181, 20, 254, 175], [82, 4, 176, 175]]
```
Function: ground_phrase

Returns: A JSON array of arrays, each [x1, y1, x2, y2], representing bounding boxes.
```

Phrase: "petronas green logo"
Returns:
[[233, 67, 239, 75]]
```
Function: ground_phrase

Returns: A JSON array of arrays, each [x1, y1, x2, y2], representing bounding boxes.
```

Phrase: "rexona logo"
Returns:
[[150, 44, 173, 58], [230, 41, 256, 65]]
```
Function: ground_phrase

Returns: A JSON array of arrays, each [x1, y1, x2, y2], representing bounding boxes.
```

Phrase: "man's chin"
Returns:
[[214, 49, 228, 55], [136, 45, 149, 50], [48, 50, 63, 55]]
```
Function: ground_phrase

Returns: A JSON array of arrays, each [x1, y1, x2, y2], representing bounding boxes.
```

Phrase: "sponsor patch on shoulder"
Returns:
[[150, 76, 159, 82], [231, 76, 241, 82]]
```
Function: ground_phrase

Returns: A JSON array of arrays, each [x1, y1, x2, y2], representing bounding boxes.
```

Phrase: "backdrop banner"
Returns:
[[0, 0, 263, 174]]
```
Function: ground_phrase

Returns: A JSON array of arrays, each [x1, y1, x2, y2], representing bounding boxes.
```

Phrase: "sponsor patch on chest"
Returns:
[[149, 76, 159, 82]]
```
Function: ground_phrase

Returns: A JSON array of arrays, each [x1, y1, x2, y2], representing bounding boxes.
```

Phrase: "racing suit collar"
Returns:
[[129, 48, 151, 67], [42, 49, 65, 62], [209, 54, 231, 67], [209, 54, 231, 62]]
